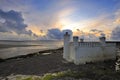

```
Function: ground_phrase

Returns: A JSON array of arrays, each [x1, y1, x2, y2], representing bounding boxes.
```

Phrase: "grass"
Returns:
[[16, 75, 41, 80], [5, 69, 120, 80], [13, 70, 78, 80]]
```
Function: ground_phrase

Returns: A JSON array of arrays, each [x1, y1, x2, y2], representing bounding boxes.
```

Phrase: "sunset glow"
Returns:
[[0, 0, 120, 40]]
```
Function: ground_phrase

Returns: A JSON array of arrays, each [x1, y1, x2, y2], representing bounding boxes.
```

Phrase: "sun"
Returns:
[[61, 24, 76, 31], [61, 22, 86, 32], [60, 19, 78, 31]]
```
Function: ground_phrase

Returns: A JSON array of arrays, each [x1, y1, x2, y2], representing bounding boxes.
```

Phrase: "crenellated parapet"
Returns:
[[63, 29, 117, 65]]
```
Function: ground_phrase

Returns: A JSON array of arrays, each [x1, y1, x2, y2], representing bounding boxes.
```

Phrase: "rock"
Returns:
[[99, 75, 113, 80]]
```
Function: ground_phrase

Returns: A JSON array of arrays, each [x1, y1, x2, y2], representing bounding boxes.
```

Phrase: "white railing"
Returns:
[[69, 42, 116, 47], [78, 42, 100, 47]]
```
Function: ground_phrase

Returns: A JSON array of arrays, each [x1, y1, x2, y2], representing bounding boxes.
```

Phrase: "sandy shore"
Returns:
[[0, 48, 120, 80]]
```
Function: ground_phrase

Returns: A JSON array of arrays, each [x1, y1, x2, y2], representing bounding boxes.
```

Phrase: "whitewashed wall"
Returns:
[[63, 30, 117, 65], [73, 43, 116, 64], [64, 40, 116, 65], [69, 42, 75, 61]]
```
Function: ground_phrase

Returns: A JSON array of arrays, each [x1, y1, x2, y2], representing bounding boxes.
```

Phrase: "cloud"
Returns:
[[0, 8, 75, 40], [90, 29, 103, 33], [62, 29, 73, 35], [0, 9, 27, 34], [0, 32, 36, 40], [0, 0, 76, 39], [111, 26, 120, 40], [46, 28, 74, 40], [46, 28, 63, 40], [0, 9, 37, 40], [45, 28, 99, 40], [90, 29, 103, 36], [65, 9, 120, 40], [72, 28, 106, 40], [114, 9, 120, 25], [0, 0, 120, 40], [0, 0, 31, 12], [74, 29, 99, 41], [25, 6, 75, 32], [26, 25, 46, 36]]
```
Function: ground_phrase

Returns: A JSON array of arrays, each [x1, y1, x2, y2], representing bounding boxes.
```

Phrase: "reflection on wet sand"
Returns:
[[0, 40, 63, 59]]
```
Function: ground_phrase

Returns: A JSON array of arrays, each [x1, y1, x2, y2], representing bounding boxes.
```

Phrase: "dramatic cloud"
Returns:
[[46, 28, 63, 40], [90, 29, 103, 33], [45, 28, 72, 40], [62, 29, 72, 35], [111, 26, 120, 40], [90, 29, 104, 37], [46, 28, 99, 40], [114, 9, 120, 25], [0, 9, 38, 40], [73, 29, 104, 40], [0, 0, 120, 40], [45, 28, 99, 41]]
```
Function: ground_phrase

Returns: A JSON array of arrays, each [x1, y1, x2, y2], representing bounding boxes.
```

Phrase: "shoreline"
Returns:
[[0, 44, 42, 49], [0, 47, 65, 77], [0, 47, 63, 62]]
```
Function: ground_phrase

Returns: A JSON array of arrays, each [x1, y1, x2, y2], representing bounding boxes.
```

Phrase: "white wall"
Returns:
[[73, 45, 116, 64], [63, 31, 117, 65], [66, 42, 116, 65], [69, 42, 75, 61]]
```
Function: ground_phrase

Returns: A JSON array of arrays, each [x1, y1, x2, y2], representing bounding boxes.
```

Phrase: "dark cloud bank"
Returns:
[[46, 28, 72, 40], [0, 9, 36, 37], [0, 9, 65, 40], [111, 26, 120, 40], [47, 28, 63, 39]]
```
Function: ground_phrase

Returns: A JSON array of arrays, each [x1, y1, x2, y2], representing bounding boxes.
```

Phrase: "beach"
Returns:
[[0, 48, 120, 80], [0, 48, 65, 76], [0, 40, 63, 59]]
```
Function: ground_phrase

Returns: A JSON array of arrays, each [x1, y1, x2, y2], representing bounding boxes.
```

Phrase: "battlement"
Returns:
[[63, 30, 117, 65]]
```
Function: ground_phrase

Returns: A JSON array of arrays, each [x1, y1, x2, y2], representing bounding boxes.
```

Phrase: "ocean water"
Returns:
[[0, 40, 63, 59]]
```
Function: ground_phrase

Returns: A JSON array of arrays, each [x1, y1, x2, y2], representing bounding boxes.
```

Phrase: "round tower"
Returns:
[[73, 36, 79, 65], [99, 33, 106, 46], [63, 30, 71, 61]]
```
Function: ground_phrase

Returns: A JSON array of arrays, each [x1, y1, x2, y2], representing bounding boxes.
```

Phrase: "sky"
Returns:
[[0, 0, 120, 40]]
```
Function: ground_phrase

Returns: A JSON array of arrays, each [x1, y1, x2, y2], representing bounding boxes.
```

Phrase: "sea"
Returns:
[[0, 40, 63, 59]]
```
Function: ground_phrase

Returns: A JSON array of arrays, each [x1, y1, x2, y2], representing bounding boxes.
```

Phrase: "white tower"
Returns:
[[73, 36, 79, 46], [63, 32, 71, 61], [99, 33, 106, 46], [73, 36, 79, 65], [99, 33, 106, 60]]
